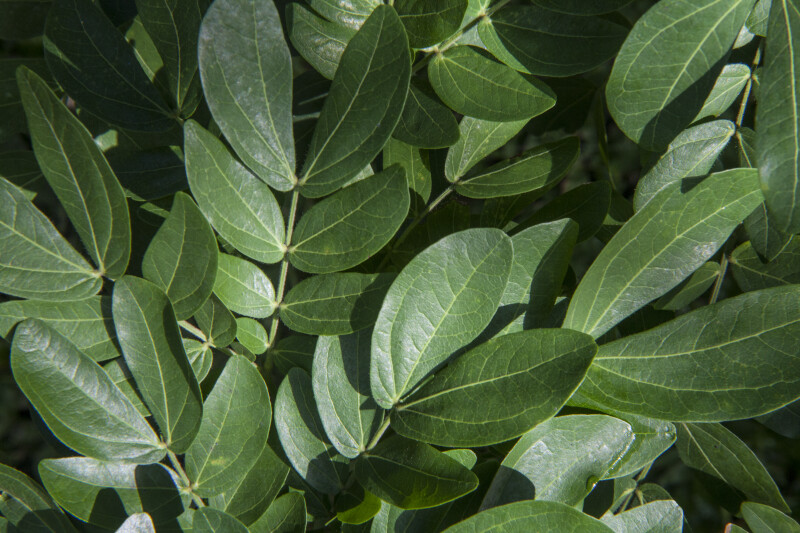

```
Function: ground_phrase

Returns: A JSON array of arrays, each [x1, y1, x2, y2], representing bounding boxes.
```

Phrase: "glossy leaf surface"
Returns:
[[213, 254, 276, 319]]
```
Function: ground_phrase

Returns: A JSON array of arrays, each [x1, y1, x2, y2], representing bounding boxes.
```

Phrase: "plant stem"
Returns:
[[709, 251, 729, 305], [178, 320, 207, 342], [268, 189, 302, 352], [167, 450, 205, 508], [365, 414, 392, 451], [376, 185, 455, 271], [735, 46, 763, 128]]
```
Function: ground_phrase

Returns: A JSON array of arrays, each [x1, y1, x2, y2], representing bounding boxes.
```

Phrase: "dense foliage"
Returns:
[[0, 0, 799, 531]]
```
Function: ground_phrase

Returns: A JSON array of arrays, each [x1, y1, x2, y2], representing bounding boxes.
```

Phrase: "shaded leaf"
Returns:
[[606, 0, 755, 149], [18, 67, 131, 278], [514, 182, 611, 242], [142, 192, 218, 319], [250, 492, 307, 533], [653, 261, 719, 311], [193, 508, 249, 533], [0, 464, 75, 533], [730, 239, 800, 291], [429, 46, 555, 122], [695, 64, 750, 122], [275, 368, 349, 494], [355, 436, 478, 510], [185, 355, 271, 497], [394, 78, 460, 149]]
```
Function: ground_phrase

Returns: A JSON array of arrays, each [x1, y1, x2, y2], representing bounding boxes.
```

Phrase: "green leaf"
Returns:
[[578, 286, 800, 421], [184, 121, 285, 264], [275, 368, 349, 494], [193, 295, 237, 349], [0, 0, 50, 40], [213, 254, 276, 319], [235, 318, 269, 355], [442, 500, 614, 532], [396, 0, 467, 48], [290, 166, 409, 273], [529, 77, 597, 134], [273, 336, 317, 375], [384, 139, 431, 214], [110, 147, 188, 202], [604, 413, 676, 479], [744, 202, 793, 262], [198, 0, 296, 191], [530, 0, 633, 15], [371, 228, 513, 408], [606, 0, 755, 150], [564, 169, 763, 338], [281, 273, 396, 336], [307, 0, 380, 29], [748, 0, 772, 36], [653, 261, 719, 311], [116, 514, 155, 533], [455, 137, 578, 199], [0, 463, 75, 533], [43, 0, 173, 131], [478, 5, 628, 77], [313, 329, 384, 458], [336, 486, 381, 525], [142, 192, 218, 319], [601, 501, 684, 533], [758, 0, 800, 232], [300, 5, 411, 197], [102, 358, 150, 418], [730, 239, 800, 291], [633, 120, 735, 211], [185, 355, 271, 497], [393, 78, 460, 149], [393, 329, 597, 447], [10, 320, 164, 463], [514, 182, 611, 242], [39, 457, 186, 529], [17, 67, 131, 279], [429, 46, 555, 122], [208, 444, 289, 526], [756, 399, 800, 439], [184, 339, 213, 384], [742, 502, 800, 533], [677, 423, 790, 512], [481, 415, 633, 508], [250, 493, 307, 533], [355, 436, 478, 510], [0, 296, 120, 362], [112, 276, 202, 453], [0, 59, 52, 141], [695, 64, 751, 122], [482, 219, 577, 338], [445, 117, 527, 182], [193, 508, 249, 533], [286, 3, 354, 80], [134, 0, 207, 114]]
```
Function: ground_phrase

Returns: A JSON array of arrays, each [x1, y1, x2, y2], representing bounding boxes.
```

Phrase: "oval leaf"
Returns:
[[313, 330, 385, 458], [355, 436, 478, 510], [394, 78, 460, 149], [371, 228, 513, 408], [17, 67, 131, 279], [142, 192, 218, 319], [564, 169, 763, 338], [479, 5, 628, 77], [281, 272, 396, 336], [198, 0, 296, 191], [185, 355, 271, 497], [455, 137, 579, 199], [481, 415, 633, 509], [578, 286, 800, 421], [393, 329, 597, 447], [300, 5, 411, 197], [275, 368, 350, 494], [429, 46, 555, 122], [442, 500, 614, 532], [291, 166, 409, 273], [606, 0, 754, 150], [758, 0, 800, 232], [730, 239, 800, 291], [445, 117, 527, 182], [10, 320, 164, 463], [213, 254, 276, 319]]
